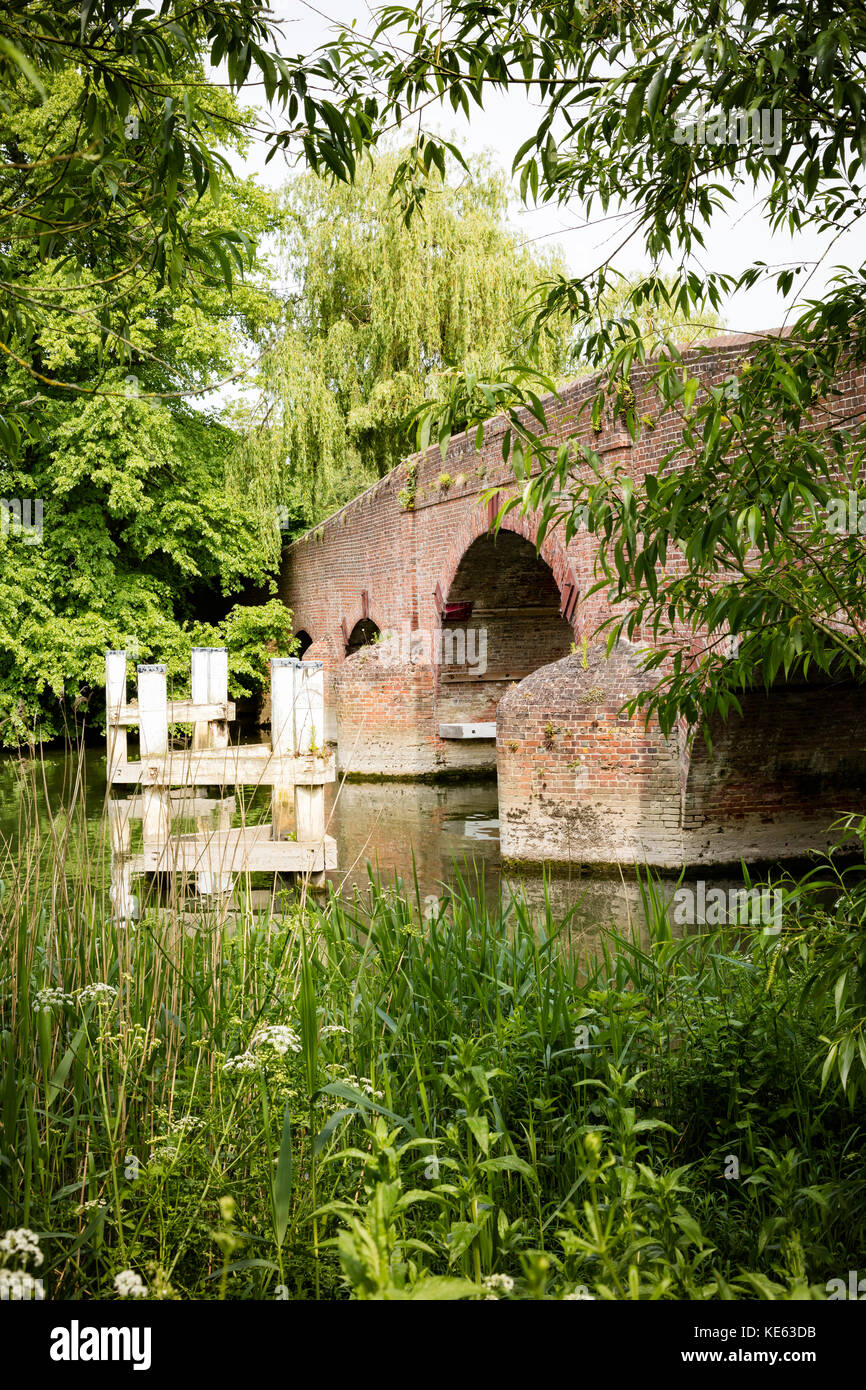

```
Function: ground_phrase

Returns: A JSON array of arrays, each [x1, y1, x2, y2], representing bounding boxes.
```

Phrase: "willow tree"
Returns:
[[240, 150, 573, 531]]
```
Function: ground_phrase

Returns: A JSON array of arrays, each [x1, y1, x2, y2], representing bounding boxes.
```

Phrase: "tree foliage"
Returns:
[[0, 61, 289, 743], [0, 1, 299, 450], [239, 149, 574, 530]]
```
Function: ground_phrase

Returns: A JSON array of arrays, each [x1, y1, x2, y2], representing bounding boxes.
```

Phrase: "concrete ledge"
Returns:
[[438, 722, 496, 740]]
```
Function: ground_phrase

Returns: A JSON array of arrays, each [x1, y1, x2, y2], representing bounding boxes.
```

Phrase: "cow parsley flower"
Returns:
[[251, 1024, 301, 1055], [339, 1073, 385, 1100], [33, 987, 74, 1012], [0, 1227, 43, 1267], [75, 1199, 107, 1215], [169, 1115, 202, 1135], [482, 1273, 515, 1295], [114, 1269, 147, 1299], [78, 983, 118, 1006], [222, 1051, 258, 1075]]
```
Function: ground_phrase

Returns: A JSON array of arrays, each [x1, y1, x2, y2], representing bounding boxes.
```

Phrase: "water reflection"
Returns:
[[0, 747, 758, 951]]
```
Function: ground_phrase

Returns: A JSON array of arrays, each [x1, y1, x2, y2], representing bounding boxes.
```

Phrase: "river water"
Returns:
[[0, 745, 729, 948]]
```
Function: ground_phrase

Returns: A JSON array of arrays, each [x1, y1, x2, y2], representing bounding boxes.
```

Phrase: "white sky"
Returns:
[[224, 1, 861, 336]]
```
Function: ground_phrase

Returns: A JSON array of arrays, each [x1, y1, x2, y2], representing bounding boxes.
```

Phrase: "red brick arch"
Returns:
[[437, 502, 583, 635]]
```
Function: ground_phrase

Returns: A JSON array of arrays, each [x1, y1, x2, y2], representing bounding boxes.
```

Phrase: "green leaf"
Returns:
[[317, 1082, 419, 1137], [0, 37, 45, 96], [47, 1025, 87, 1107], [478, 1154, 534, 1180], [273, 1101, 293, 1247]]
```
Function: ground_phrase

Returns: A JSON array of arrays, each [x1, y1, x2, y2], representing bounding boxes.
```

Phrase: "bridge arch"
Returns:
[[434, 513, 581, 738], [345, 617, 380, 655], [436, 508, 580, 628]]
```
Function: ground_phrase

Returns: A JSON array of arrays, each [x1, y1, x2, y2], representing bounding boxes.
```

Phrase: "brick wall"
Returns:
[[498, 645, 866, 869], [334, 640, 438, 777], [497, 640, 685, 867]]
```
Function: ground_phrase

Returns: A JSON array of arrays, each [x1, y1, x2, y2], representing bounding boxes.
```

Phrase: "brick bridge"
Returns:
[[280, 335, 866, 871]]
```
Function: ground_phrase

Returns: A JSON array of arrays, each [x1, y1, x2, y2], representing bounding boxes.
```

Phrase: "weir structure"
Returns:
[[105, 648, 336, 917], [280, 334, 866, 872]]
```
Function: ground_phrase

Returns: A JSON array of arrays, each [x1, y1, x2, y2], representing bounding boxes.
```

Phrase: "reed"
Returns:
[[1, 744, 865, 1300]]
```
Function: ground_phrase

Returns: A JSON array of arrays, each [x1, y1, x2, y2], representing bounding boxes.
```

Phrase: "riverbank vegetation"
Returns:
[[2, 763, 865, 1301]]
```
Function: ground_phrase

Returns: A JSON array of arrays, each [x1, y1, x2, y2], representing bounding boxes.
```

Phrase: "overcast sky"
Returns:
[[226, 1, 859, 335]]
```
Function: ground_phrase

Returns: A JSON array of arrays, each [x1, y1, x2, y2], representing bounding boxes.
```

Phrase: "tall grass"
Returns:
[[1, 747, 865, 1300]]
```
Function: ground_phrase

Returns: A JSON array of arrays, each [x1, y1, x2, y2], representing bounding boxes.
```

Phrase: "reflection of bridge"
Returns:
[[281, 336, 866, 871]]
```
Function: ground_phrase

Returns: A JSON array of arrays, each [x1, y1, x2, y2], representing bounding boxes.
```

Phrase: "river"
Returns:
[[0, 744, 762, 948]]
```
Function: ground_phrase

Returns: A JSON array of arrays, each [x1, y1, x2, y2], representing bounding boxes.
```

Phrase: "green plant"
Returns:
[[2, 752, 865, 1300], [398, 462, 418, 511]]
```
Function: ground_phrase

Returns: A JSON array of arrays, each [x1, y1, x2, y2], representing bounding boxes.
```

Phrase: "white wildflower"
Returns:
[[563, 1286, 595, 1300], [33, 987, 74, 1012], [251, 1024, 301, 1055], [77, 983, 118, 1006], [169, 1115, 202, 1135], [149, 1142, 178, 1163], [341, 1073, 385, 1100], [0, 1228, 43, 1267], [114, 1269, 147, 1299], [358, 1077, 384, 1099], [320, 1025, 349, 1037], [222, 1051, 258, 1075], [482, 1273, 514, 1295]]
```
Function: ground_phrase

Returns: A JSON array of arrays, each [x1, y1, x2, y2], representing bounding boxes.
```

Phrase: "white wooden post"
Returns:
[[105, 650, 127, 781], [294, 660, 325, 847], [191, 647, 232, 894], [106, 650, 137, 921], [295, 660, 324, 756], [270, 658, 296, 841], [191, 647, 229, 751], [138, 664, 169, 845]]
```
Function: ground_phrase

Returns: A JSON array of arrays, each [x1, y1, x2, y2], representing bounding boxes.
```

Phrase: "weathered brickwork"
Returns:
[[681, 681, 866, 866], [280, 334, 866, 865], [497, 644, 866, 869], [334, 643, 438, 777], [497, 641, 685, 868]]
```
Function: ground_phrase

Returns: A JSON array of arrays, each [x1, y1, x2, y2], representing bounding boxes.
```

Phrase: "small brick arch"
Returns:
[[345, 617, 381, 655]]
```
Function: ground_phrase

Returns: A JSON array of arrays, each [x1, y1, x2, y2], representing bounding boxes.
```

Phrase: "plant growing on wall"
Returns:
[[397, 462, 418, 511]]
